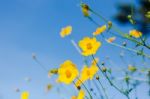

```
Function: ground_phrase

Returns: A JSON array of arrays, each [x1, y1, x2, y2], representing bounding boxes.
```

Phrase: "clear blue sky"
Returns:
[[0, 0, 149, 99]]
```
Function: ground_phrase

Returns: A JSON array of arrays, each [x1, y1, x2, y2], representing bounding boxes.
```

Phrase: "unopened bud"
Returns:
[[77, 86, 81, 90], [108, 21, 112, 29], [96, 75, 100, 80], [101, 62, 105, 66], [48, 68, 58, 77], [122, 42, 127, 46], [81, 3, 90, 17], [124, 76, 130, 82], [102, 67, 107, 72], [128, 65, 137, 72]]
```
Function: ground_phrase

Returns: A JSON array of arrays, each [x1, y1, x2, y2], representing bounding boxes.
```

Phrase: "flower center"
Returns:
[[65, 70, 72, 78], [86, 70, 91, 76], [87, 43, 92, 50]]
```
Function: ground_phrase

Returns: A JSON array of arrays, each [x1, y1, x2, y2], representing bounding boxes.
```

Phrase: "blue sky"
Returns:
[[0, 0, 150, 99]]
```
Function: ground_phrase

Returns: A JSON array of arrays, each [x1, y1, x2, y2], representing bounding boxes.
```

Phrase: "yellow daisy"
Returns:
[[57, 60, 79, 84], [76, 64, 99, 86], [78, 37, 101, 56], [129, 30, 142, 38], [60, 26, 72, 38], [21, 91, 29, 99], [93, 25, 107, 36], [106, 37, 116, 43], [77, 90, 85, 99], [71, 90, 85, 99]]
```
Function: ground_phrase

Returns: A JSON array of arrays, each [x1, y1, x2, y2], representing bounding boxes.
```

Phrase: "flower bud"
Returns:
[[128, 65, 137, 72], [96, 75, 100, 80], [108, 21, 112, 29], [102, 67, 107, 72], [122, 42, 127, 46], [81, 3, 90, 17], [77, 86, 81, 90]]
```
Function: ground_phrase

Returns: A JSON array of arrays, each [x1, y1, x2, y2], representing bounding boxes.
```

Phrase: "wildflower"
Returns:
[[60, 26, 72, 38], [72, 90, 85, 99], [93, 25, 107, 36], [129, 29, 142, 38], [81, 4, 90, 17], [106, 37, 116, 43], [76, 64, 99, 86], [21, 91, 29, 99], [57, 60, 79, 84], [77, 90, 85, 99], [78, 37, 101, 56]]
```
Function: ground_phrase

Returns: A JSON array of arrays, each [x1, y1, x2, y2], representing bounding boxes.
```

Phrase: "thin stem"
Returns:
[[33, 57, 48, 72], [78, 78, 93, 99], [89, 7, 150, 50], [73, 81, 90, 99], [106, 39, 150, 59], [92, 55, 130, 99], [97, 79, 109, 99], [87, 15, 150, 59]]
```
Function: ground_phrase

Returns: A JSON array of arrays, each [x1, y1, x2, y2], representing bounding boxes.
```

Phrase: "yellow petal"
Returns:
[[21, 91, 29, 99], [129, 30, 142, 38], [106, 37, 116, 43], [93, 25, 107, 36], [60, 26, 72, 38]]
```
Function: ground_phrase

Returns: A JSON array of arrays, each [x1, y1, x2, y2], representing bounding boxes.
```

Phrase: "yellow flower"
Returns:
[[78, 37, 101, 56], [106, 37, 116, 43], [93, 25, 107, 36], [57, 60, 79, 84], [77, 90, 85, 99], [60, 26, 72, 38], [21, 91, 29, 99], [71, 96, 77, 99], [72, 90, 85, 99], [129, 30, 142, 38], [76, 64, 99, 86], [81, 4, 90, 17]]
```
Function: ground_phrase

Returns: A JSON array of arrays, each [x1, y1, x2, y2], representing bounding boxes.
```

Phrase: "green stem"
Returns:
[[92, 55, 130, 99], [97, 79, 109, 99], [87, 15, 150, 59], [106, 40, 150, 59], [78, 78, 93, 99], [89, 7, 150, 50]]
